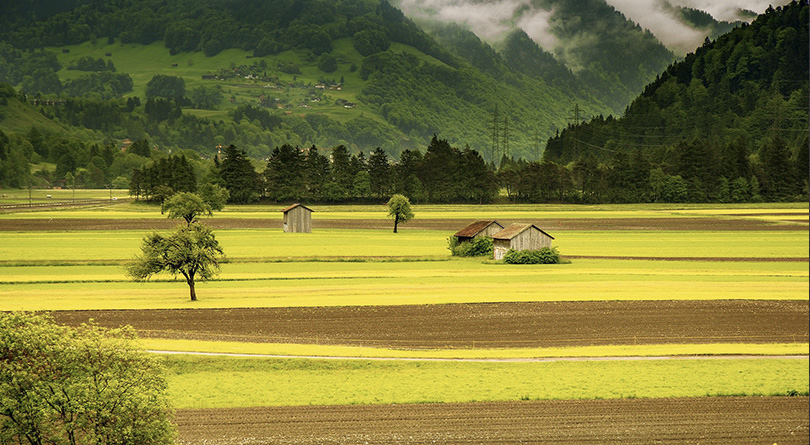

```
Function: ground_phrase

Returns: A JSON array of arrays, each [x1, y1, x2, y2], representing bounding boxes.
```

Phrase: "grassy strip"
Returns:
[[2, 201, 806, 218], [0, 229, 807, 262], [2, 257, 806, 283], [142, 339, 810, 359], [162, 355, 809, 409], [2, 276, 806, 310]]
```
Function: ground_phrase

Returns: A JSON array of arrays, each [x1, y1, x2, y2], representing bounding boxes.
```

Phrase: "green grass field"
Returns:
[[162, 355, 809, 409], [1, 203, 807, 409], [1, 256, 806, 310], [141, 339, 809, 359]]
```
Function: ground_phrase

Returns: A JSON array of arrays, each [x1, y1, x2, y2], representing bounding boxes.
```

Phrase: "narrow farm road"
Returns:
[[148, 350, 809, 362]]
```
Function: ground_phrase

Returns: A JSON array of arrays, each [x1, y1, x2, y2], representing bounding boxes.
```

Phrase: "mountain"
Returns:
[[400, 0, 677, 113], [0, 0, 621, 165], [542, 0, 808, 202]]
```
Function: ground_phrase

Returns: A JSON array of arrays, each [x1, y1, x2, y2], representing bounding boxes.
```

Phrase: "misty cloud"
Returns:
[[397, 0, 559, 49], [605, 0, 792, 54], [395, 0, 792, 57], [604, 0, 706, 54]]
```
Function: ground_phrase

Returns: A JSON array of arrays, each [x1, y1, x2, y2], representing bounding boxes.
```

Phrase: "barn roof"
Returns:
[[281, 203, 314, 213], [492, 223, 554, 240], [454, 220, 503, 238]]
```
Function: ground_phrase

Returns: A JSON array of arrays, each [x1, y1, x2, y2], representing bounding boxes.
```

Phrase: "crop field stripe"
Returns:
[[172, 397, 810, 444], [151, 349, 809, 362], [163, 355, 809, 408], [140, 339, 810, 360]]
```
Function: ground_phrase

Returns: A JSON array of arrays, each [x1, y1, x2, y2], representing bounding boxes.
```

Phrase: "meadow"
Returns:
[[163, 355, 809, 409], [0, 202, 807, 412]]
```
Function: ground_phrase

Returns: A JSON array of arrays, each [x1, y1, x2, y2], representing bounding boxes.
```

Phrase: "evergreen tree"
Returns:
[[367, 147, 390, 199], [219, 144, 260, 203]]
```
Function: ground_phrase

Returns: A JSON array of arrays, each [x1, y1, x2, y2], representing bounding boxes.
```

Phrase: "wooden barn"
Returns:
[[453, 220, 504, 243], [281, 203, 313, 233], [491, 224, 554, 260]]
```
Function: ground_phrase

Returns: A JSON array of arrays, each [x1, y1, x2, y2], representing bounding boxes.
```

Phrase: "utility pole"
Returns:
[[490, 106, 500, 166], [501, 116, 510, 161], [567, 103, 586, 159], [533, 130, 541, 161]]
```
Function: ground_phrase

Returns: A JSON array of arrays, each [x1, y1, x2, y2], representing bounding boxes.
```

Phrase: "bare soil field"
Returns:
[[0, 216, 806, 231], [174, 396, 810, 444], [52, 300, 809, 348]]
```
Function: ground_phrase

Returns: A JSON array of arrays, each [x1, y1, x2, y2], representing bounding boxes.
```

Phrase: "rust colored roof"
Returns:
[[281, 203, 314, 213], [492, 223, 554, 240], [454, 220, 503, 238]]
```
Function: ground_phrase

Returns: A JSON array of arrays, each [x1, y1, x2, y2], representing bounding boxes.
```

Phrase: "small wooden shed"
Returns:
[[453, 220, 504, 243], [491, 223, 554, 260], [281, 203, 313, 233]]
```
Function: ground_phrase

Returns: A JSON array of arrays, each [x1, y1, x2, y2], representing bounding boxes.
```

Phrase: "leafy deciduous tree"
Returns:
[[0, 312, 175, 445], [387, 193, 414, 233], [126, 223, 224, 301]]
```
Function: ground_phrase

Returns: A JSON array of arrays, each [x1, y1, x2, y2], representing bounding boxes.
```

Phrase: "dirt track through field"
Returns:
[[174, 397, 810, 444], [52, 300, 809, 349], [0, 216, 805, 231]]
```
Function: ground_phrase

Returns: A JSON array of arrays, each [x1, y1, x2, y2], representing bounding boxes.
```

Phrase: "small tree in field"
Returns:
[[0, 312, 175, 445], [161, 191, 213, 225], [387, 194, 414, 233], [126, 223, 224, 301], [198, 183, 229, 212]]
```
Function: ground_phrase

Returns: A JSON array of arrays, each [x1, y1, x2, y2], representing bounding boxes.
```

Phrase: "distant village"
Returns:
[[202, 62, 355, 111]]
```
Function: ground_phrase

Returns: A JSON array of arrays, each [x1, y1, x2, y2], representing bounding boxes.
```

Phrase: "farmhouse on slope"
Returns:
[[492, 224, 554, 260]]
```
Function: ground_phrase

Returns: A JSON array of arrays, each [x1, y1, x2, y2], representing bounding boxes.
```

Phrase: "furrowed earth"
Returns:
[[51, 300, 809, 348], [173, 397, 810, 444]]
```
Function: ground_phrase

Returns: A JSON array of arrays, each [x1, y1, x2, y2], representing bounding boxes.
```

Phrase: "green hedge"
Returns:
[[448, 236, 493, 257], [503, 247, 560, 264]]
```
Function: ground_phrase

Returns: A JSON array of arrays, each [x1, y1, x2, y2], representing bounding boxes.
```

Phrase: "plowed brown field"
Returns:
[[52, 300, 809, 348], [1, 216, 805, 231], [174, 397, 809, 444]]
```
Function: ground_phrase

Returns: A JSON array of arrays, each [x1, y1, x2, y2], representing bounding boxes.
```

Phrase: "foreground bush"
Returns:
[[448, 236, 493, 257], [0, 312, 175, 445], [503, 247, 561, 264]]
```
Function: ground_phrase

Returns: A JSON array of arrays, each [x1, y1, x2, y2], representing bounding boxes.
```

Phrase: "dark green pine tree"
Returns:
[[264, 144, 305, 202], [219, 144, 260, 203], [330, 145, 353, 199], [304, 146, 331, 201], [367, 147, 390, 199], [760, 135, 795, 201]]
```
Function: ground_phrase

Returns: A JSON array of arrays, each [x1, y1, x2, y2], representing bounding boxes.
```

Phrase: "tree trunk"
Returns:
[[393, 214, 399, 233], [187, 277, 197, 301]]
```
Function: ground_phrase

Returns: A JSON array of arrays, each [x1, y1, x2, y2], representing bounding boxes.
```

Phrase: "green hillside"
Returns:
[[539, 0, 808, 203], [0, 0, 618, 163]]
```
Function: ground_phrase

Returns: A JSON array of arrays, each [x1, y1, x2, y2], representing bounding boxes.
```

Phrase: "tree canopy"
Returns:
[[387, 194, 414, 233], [0, 312, 175, 445], [161, 191, 213, 225], [126, 223, 224, 301]]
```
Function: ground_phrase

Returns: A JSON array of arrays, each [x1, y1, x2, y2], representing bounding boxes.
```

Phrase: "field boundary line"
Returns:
[[147, 350, 809, 363], [565, 255, 810, 262]]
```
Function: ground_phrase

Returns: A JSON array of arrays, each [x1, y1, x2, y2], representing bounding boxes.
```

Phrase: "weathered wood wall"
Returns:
[[283, 206, 312, 233], [493, 227, 553, 260]]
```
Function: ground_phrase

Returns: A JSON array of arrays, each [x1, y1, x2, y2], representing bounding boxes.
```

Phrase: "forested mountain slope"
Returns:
[[0, 0, 614, 163], [540, 0, 808, 203]]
